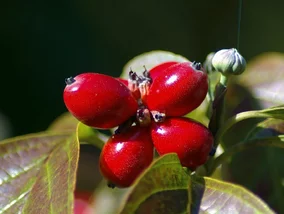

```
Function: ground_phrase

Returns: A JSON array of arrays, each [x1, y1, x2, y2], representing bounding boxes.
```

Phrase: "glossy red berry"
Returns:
[[151, 117, 214, 170], [149, 61, 178, 80], [144, 62, 208, 117], [99, 126, 154, 187], [63, 73, 138, 129], [116, 77, 128, 86], [117, 77, 141, 100]]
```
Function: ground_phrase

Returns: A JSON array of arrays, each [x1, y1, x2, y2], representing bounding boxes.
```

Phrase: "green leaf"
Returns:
[[119, 154, 191, 214], [76, 122, 106, 149], [215, 105, 284, 147], [118, 154, 274, 214], [209, 135, 284, 175], [219, 53, 284, 148], [221, 119, 284, 213], [191, 176, 275, 214], [121, 50, 189, 79], [47, 112, 78, 131], [0, 132, 79, 214]]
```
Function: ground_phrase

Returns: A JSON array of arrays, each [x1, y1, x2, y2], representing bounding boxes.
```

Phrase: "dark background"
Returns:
[[1, 0, 284, 138]]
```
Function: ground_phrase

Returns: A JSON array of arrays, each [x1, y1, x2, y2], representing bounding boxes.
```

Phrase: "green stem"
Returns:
[[220, 74, 229, 86], [208, 74, 229, 138], [207, 135, 284, 175]]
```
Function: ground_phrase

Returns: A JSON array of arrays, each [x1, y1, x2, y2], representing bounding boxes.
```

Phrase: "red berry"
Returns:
[[144, 62, 208, 117], [63, 73, 138, 129], [149, 61, 178, 80], [99, 126, 153, 187], [151, 117, 214, 170], [116, 77, 128, 86], [116, 77, 141, 100]]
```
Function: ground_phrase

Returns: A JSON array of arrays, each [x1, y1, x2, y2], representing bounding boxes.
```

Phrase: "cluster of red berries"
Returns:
[[63, 61, 214, 188]]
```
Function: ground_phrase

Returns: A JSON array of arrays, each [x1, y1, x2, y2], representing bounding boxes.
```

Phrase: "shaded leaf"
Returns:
[[0, 132, 79, 214], [219, 53, 284, 149], [119, 154, 191, 214], [76, 122, 106, 150], [191, 176, 275, 214], [47, 112, 78, 131], [121, 50, 189, 79], [219, 81, 262, 149], [209, 135, 284, 174], [221, 119, 284, 213], [92, 180, 131, 214], [237, 53, 284, 108], [215, 105, 284, 147]]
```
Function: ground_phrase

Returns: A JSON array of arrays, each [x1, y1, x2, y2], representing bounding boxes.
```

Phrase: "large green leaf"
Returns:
[[0, 132, 79, 213], [118, 154, 274, 214], [191, 176, 275, 214], [119, 154, 191, 214], [221, 119, 284, 213], [121, 50, 189, 79]]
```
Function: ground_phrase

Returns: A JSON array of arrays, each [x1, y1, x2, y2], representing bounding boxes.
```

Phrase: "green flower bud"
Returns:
[[212, 48, 246, 75]]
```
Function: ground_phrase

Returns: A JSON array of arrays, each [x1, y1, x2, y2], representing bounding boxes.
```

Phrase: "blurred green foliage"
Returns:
[[1, 0, 284, 136]]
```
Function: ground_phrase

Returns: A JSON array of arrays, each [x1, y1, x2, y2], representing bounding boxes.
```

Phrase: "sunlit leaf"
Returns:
[[191, 176, 275, 214], [0, 132, 79, 214], [76, 122, 106, 149], [119, 154, 191, 214], [47, 112, 78, 132], [121, 50, 189, 79]]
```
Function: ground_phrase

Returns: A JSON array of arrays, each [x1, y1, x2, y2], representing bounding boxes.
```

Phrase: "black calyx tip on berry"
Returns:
[[142, 65, 152, 83], [107, 182, 116, 189], [192, 61, 202, 70], [65, 77, 75, 85], [129, 70, 138, 81], [151, 111, 166, 123]]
